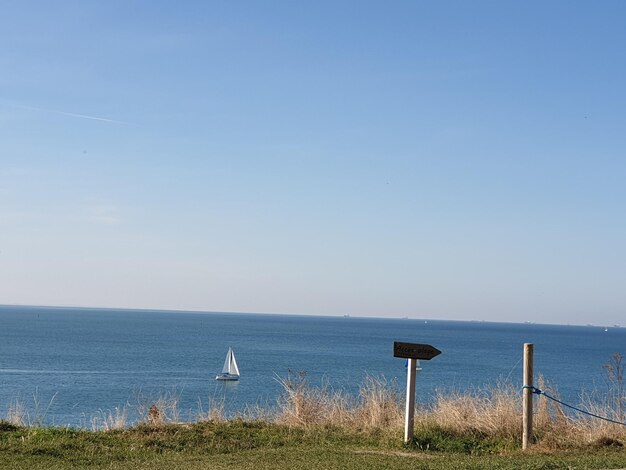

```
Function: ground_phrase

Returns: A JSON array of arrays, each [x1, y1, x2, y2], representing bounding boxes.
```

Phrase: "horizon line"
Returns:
[[0, 302, 617, 329]]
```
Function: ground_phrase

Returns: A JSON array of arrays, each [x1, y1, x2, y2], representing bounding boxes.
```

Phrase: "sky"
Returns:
[[1, 1, 626, 325]]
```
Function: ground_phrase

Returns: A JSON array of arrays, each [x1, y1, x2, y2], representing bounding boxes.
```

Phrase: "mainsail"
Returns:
[[221, 347, 240, 376]]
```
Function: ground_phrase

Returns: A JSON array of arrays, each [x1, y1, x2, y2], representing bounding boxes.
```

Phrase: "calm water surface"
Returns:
[[1, 305, 624, 427]]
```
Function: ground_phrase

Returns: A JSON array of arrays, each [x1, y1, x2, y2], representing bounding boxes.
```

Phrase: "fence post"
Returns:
[[522, 343, 534, 450]]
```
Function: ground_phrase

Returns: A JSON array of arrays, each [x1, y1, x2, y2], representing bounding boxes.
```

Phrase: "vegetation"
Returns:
[[2, 357, 626, 469], [273, 370, 626, 450], [2, 419, 626, 470]]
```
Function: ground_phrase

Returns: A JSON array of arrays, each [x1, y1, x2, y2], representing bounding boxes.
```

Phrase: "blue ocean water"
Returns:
[[1, 305, 624, 427]]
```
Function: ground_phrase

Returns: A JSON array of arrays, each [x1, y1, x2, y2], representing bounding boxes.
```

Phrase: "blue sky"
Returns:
[[1, 1, 625, 325]]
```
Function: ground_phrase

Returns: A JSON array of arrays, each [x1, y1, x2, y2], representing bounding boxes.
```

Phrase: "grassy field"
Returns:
[[2, 420, 626, 470]]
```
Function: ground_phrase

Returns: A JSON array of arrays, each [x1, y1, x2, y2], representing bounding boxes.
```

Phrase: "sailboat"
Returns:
[[216, 347, 240, 381]]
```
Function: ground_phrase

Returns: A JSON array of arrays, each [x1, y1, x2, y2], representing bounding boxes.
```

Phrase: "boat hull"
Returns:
[[216, 373, 239, 381]]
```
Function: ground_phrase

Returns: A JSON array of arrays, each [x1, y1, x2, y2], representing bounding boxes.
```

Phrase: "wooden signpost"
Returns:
[[394, 341, 442, 443]]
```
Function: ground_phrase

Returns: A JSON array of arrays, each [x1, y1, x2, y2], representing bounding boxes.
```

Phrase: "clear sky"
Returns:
[[1, 1, 625, 325]]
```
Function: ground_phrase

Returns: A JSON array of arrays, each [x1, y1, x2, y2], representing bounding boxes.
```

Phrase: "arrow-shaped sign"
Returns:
[[393, 341, 441, 360]]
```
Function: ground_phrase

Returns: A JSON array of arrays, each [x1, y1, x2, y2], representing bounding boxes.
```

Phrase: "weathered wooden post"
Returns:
[[522, 343, 534, 450], [394, 341, 442, 444]]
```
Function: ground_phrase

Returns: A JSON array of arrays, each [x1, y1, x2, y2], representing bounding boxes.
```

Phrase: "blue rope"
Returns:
[[522, 385, 626, 427]]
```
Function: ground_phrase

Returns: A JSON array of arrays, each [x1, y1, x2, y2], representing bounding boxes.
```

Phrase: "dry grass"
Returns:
[[422, 382, 521, 438], [274, 371, 521, 436], [274, 372, 403, 431], [422, 377, 567, 440], [6, 397, 26, 427], [272, 372, 626, 448], [136, 389, 182, 426], [558, 391, 626, 448], [274, 370, 356, 427], [197, 396, 226, 423], [4, 390, 57, 427], [90, 405, 129, 431], [355, 375, 403, 429]]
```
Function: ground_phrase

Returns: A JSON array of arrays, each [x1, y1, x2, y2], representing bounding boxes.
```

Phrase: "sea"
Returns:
[[1, 305, 624, 428]]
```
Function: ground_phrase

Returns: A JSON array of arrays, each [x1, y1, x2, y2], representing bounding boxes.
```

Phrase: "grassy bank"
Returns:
[[3, 365, 626, 468], [2, 420, 626, 470]]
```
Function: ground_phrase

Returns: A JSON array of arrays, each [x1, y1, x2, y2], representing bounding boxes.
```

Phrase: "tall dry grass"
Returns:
[[136, 389, 182, 426], [90, 405, 129, 431], [274, 371, 402, 430], [274, 370, 523, 436], [421, 377, 565, 441], [272, 371, 626, 448], [567, 395, 626, 447], [558, 354, 626, 447], [422, 382, 521, 439], [274, 370, 355, 427], [4, 390, 58, 427], [197, 396, 226, 423], [6, 397, 26, 427], [354, 375, 403, 429]]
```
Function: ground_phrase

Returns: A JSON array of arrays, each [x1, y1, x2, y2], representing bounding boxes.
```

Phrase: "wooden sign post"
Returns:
[[394, 341, 442, 444]]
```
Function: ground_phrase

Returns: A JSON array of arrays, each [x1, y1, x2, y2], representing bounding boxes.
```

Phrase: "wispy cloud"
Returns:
[[3, 102, 134, 125]]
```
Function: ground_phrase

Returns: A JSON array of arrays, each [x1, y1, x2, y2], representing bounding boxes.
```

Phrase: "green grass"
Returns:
[[1, 420, 626, 470]]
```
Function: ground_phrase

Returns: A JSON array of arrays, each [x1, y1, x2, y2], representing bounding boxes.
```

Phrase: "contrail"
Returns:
[[47, 109, 131, 124], [3, 102, 134, 125]]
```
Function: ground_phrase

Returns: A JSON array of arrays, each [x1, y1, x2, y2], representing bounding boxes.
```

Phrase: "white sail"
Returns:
[[216, 347, 240, 380], [229, 349, 240, 376], [221, 348, 231, 374], [221, 348, 240, 376]]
